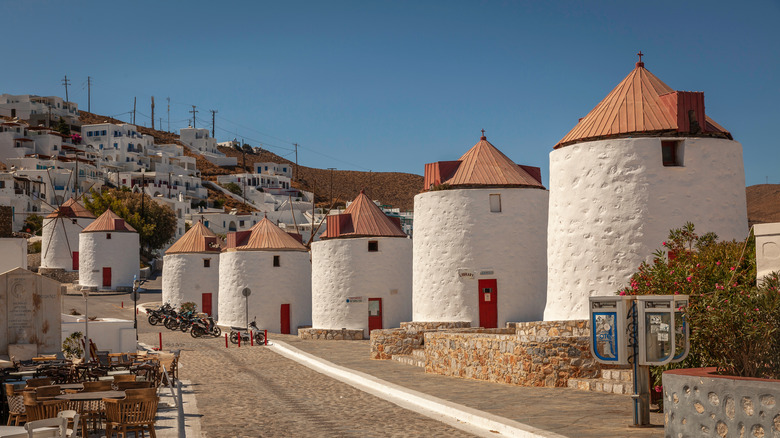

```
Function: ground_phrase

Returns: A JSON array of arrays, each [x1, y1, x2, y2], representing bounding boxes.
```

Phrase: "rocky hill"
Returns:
[[746, 184, 780, 228]]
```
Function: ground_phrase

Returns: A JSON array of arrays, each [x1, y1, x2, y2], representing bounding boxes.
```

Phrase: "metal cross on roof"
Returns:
[[480, 129, 486, 140], [637, 51, 644, 62]]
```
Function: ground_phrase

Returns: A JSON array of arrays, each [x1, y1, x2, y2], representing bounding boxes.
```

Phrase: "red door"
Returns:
[[72, 251, 79, 270], [280, 304, 290, 334], [368, 298, 382, 333], [478, 279, 497, 328], [202, 293, 212, 316], [102, 267, 111, 288]]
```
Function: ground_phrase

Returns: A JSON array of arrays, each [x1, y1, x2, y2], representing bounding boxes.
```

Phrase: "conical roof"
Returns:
[[166, 221, 221, 254], [45, 198, 95, 219], [81, 209, 137, 233], [321, 191, 406, 239], [234, 217, 307, 251], [445, 136, 544, 187], [555, 60, 731, 149]]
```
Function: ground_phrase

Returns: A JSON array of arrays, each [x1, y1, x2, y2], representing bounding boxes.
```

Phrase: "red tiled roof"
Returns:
[[81, 209, 137, 233], [321, 190, 407, 239], [555, 61, 731, 149], [166, 221, 222, 254], [423, 135, 544, 190], [227, 217, 308, 251], [45, 198, 95, 219]]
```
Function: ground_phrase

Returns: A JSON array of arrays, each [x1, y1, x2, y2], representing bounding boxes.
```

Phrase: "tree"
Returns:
[[56, 117, 70, 136], [620, 223, 780, 382], [23, 213, 43, 235], [83, 188, 177, 258]]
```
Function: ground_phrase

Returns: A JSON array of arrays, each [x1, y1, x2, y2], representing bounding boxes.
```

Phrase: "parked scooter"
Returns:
[[229, 318, 265, 345], [146, 302, 174, 326], [190, 315, 222, 338]]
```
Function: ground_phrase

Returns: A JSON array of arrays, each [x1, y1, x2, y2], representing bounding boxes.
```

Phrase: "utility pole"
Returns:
[[189, 105, 198, 128], [328, 168, 336, 205], [87, 76, 92, 113], [293, 143, 299, 181], [133, 97, 137, 125], [166, 97, 170, 132], [61, 75, 71, 103], [151, 96, 155, 130], [210, 110, 217, 137]]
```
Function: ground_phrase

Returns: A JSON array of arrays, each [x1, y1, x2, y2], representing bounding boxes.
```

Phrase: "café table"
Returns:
[[55, 390, 125, 438]]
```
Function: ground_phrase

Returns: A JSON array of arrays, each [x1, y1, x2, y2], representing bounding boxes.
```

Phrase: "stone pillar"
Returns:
[[755, 223, 780, 284]]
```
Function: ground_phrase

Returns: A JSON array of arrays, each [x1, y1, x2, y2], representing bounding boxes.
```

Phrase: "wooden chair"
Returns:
[[25, 378, 53, 388], [124, 388, 156, 399], [5, 383, 27, 425], [103, 395, 158, 438], [81, 381, 112, 392], [115, 381, 152, 391], [24, 416, 68, 438], [112, 374, 136, 383], [25, 399, 68, 422], [34, 386, 62, 401], [56, 410, 80, 438]]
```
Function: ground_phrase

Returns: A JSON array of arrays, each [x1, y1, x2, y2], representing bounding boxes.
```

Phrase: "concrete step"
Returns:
[[411, 348, 425, 361], [567, 377, 634, 395], [391, 352, 425, 368], [601, 369, 633, 382]]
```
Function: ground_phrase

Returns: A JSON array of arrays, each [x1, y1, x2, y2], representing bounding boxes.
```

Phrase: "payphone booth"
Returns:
[[589, 294, 690, 427], [589, 296, 633, 365], [636, 295, 689, 366]]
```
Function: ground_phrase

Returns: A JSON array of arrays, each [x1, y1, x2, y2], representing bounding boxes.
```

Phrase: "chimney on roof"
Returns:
[[659, 91, 706, 134]]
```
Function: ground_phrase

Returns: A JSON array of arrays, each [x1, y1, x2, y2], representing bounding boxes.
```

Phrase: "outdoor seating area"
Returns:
[[0, 350, 179, 438]]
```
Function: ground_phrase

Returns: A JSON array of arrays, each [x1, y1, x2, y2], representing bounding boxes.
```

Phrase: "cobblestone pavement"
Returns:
[[138, 330, 478, 438]]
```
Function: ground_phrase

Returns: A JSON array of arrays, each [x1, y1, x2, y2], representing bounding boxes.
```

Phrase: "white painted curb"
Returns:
[[270, 340, 567, 438]]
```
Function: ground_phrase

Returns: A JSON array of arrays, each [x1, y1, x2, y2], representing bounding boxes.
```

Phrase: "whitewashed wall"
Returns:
[[79, 232, 140, 289], [412, 188, 548, 326], [311, 237, 412, 336], [41, 217, 93, 271], [218, 250, 311, 333], [0, 238, 27, 273], [61, 315, 136, 354], [162, 253, 220, 318], [545, 137, 749, 321]]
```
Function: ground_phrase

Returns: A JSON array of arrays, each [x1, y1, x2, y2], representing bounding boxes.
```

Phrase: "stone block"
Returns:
[[8, 343, 37, 361]]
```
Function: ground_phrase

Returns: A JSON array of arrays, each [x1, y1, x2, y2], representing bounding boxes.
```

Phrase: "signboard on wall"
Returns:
[[457, 269, 475, 279], [479, 269, 494, 277], [346, 296, 363, 303]]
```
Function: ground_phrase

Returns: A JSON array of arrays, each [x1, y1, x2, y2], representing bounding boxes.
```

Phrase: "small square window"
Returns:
[[662, 141, 683, 167], [273, 255, 280, 267], [106, 233, 111, 239], [489, 194, 502, 213], [368, 241, 379, 252], [203, 259, 210, 268]]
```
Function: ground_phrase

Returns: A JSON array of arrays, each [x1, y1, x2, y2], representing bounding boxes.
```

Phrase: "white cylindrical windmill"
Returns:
[[79, 209, 140, 290], [218, 217, 311, 334], [544, 54, 749, 321], [41, 198, 95, 271], [162, 221, 222, 317], [413, 133, 548, 327], [311, 190, 411, 337]]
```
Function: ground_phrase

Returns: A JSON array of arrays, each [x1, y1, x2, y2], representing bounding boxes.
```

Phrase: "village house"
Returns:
[[180, 127, 237, 167], [307, 190, 411, 339], [78, 209, 139, 291], [412, 133, 548, 327], [219, 217, 311, 334], [544, 57, 749, 321], [0, 94, 80, 131], [162, 221, 222, 316]]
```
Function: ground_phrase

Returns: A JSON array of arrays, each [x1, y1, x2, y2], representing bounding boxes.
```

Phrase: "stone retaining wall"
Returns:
[[424, 320, 600, 387], [663, 368, 780, 437], [0, 206, 12, 237], [298, 328, 364, 340]]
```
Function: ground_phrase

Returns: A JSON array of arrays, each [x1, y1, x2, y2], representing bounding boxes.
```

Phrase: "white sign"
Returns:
[[346, 296, 363, 303], [479, 269, 494, 276]]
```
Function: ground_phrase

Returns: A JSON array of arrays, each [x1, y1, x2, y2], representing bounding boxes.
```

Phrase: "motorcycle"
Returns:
[[191, 315, 221, 338], [229, 319, 265, 345], [146, 302, 174, 326]]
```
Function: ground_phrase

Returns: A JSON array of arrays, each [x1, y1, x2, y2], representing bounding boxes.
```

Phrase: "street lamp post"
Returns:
[[132, 276, 140, 341], [82, 289, 90, 362]]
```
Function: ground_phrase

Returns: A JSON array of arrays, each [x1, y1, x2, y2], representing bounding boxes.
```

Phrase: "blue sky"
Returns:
[[2, 0, 778, 187]]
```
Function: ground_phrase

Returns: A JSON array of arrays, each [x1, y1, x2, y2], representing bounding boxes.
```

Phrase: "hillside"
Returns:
[[79, 111, 423, 211]]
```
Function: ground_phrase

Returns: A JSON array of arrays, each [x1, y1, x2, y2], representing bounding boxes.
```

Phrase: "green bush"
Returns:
[[28, 240, 42, 254], [619, 223, 780, 381], [180, 302, 197, 313], [224, 182, 242, 196], [22, 214, 43, 235]]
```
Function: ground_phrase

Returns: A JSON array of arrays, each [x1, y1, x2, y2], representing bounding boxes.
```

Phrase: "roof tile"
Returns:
[[81, 209, 136, 233]]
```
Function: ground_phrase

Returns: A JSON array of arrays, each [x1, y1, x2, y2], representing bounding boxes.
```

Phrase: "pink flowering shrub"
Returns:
[[619, 222, 780, 379]]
